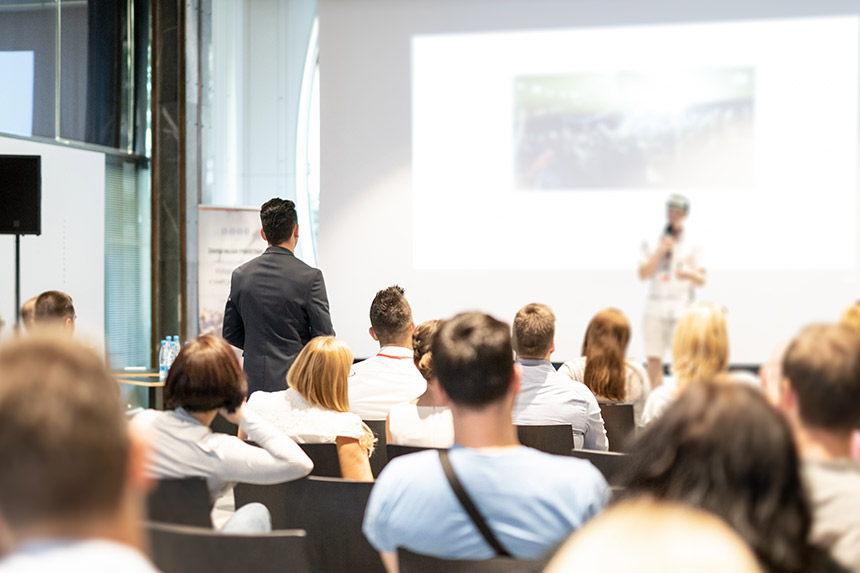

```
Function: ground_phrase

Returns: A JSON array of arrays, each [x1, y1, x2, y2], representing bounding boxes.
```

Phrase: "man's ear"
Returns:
[[778, 377, 798, 416], [293, 224, 300, 239], [430, 379, 450, 407], [127, 424, 154, 494], [510, 363, 522, 397], [260, 228, 267, 242], [369, 327, 379, 342]]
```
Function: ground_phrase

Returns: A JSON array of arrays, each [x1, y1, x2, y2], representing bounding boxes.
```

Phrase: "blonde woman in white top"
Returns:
[[386, 320, 454, 448], [246, 337, 376, 481]]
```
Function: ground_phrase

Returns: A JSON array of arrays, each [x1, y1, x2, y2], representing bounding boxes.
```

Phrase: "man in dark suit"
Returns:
[[223, 198, 334, 394]]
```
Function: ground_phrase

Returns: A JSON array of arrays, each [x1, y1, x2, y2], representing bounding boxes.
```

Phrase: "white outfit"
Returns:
[[132, 407, 312, 501], [0, 539, 159, 573], [348, 346, 427, 420], [387, 401, 454, 448], [558, 357, 651, 426], [641, 229, 702, 358], [639, 382, 677, 428], [247, 388, 365, 443], [803, 459, 860, 571]]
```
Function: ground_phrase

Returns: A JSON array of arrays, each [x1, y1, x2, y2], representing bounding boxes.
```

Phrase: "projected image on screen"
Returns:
[[514, 67, 755, 190]]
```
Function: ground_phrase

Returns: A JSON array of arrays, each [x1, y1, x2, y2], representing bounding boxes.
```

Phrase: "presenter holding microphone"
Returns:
[[638, 194, 705, 388]]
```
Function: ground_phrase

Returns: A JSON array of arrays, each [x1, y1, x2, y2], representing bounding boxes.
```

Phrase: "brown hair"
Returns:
[[288, 337, 375, 453], [412, 319, 441, 381], [672, 302, 729, 393], [20, 296, 37, 330], [512, 303, 555, 359], [783, 323, 860, 431], [0, 335, 128, 528], [164, 335, 247, 412], [369, 285, 413, 345], [581, 308, 630, 401], [840, 301, 860, 334], [34, 290, 75, 323]]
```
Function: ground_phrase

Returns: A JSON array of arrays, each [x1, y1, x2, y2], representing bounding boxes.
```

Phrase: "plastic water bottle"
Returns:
[[158, 340, 169, 382], [169, 335, 180, 366]]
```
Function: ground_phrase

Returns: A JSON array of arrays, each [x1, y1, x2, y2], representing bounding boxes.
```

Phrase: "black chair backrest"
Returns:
[[398, 547, 550, 573], [387, 444, 437, 461], [147, 478, 212, 528], [570, 449, 628, 486], [364, 419, 389, 477], [516, 425, 574, 456], [209, 413, 238, 436], [234, 476, 383, 573], [147, 521, 311, 573], [298, 442, 342, 477], [598, 401, 635, 453]]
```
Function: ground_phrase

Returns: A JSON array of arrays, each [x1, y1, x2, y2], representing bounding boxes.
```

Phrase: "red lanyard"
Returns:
[[376, 353, 412, 360]]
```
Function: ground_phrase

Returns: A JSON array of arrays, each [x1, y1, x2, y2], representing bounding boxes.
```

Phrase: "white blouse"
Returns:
[[557, 356, 651, 427], [387, 401, 454, 448], [247, 388, 364, 443]]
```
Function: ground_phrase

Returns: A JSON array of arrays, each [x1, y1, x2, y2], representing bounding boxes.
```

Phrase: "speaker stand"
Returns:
[[14, 235, 21, 326]]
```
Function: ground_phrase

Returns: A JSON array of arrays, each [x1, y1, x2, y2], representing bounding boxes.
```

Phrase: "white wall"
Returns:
[[0, 135, 105, 353], [317, 0, 860, 363]]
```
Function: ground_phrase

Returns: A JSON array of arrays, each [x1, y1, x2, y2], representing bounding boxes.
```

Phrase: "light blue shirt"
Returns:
[[513, 359, 609, 451], [362, 445, 609, 559]]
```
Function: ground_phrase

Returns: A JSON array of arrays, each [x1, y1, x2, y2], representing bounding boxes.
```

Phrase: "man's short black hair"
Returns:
[[432, 312, 514, 408], [369, 285, 413, 345], [260, 198, 297, 246], [34, 290, 75, 323], [783, 323, 860, 431]]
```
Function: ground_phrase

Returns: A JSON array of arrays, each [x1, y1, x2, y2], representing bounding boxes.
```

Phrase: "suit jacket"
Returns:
[[222, 246, 334, 394]]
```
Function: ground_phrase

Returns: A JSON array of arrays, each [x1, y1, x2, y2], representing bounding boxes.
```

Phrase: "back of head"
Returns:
[[545, 499, 761, 573], [512, 303, 554, 359], [33, 290, 76, 329], [369, 285, 413, 345], [783, 323, 860, 431], [412, 319, 441, 381], [581, 307, 630, 401], [432, 312, 513, 408], [0, 335, 128, 530], [672, 301, 728, 391], [840, 300, 860, 333], [621, 379, 810, 572], [165, 334, 247, 412], [260, 197, 297, 246], [288, 336, 353, 412], [20, 296, 37, 331]]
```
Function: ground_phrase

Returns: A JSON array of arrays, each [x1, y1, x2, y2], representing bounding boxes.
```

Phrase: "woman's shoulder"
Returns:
[[558, 356, 587, 380]]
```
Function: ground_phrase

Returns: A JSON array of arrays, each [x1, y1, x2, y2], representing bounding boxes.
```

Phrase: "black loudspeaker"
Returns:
[[0, 155, 42, 236]]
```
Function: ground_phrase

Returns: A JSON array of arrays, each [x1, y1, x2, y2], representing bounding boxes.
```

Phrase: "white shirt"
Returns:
[[639, 382, 678, 428], [247, 388, 364, 443], [641, 228, 701, 318], [558, 356, 651, 427], [387, 401, 454, 448], [0, 539, 159, 573], [348, 346, 427, 420]]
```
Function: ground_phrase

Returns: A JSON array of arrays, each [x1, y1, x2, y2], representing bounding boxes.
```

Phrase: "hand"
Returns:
[[219, 401, 246, 425], [659, 236, 675, 254]]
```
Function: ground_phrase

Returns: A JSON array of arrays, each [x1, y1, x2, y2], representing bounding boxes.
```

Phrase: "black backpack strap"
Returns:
[[438, 449, 512, 557]]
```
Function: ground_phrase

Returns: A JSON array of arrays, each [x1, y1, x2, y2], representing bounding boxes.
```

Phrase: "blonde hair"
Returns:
[[840, 301, 860, 334], [513, 303, 555, 358], [287, 337, 375, 454], [672, 302, 729, 393]]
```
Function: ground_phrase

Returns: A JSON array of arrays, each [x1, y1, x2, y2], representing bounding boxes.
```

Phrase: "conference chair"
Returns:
[[147, 521, 311, 573], [386, 443, 438, 461], [516, 424, 574, 456], [398, 547, 551, 573], [209, 412, 238, 436], [364, 419, 389, 477], [598, 401, 635, 453], [234, 476, 384, 573], [298, 442, 342, 477], [147, 477, 212, 528], [569, 449, 628, 486]]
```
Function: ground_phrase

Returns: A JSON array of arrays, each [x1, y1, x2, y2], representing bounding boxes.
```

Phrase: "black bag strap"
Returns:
[[438, 449, 511, 557]]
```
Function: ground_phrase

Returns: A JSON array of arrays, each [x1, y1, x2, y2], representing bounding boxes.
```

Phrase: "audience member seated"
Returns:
[[840, 300, 860, 332], [545, 500, 762, 573], [511, 303, 607, 450], [558, 307, 651, 426], [247, 336, 376, 481], [32, 290, 76, 336], [131, 335, 313, 530], [363, 312, 609, 572], [640, 301, 727, 426], [348, 286, 427, 420], [621, 378, 840, 573], [386, 319, 454, 448], [0, 335, 158, 572], [776, 324, 860, 571], [18, 296, 37, 333]]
